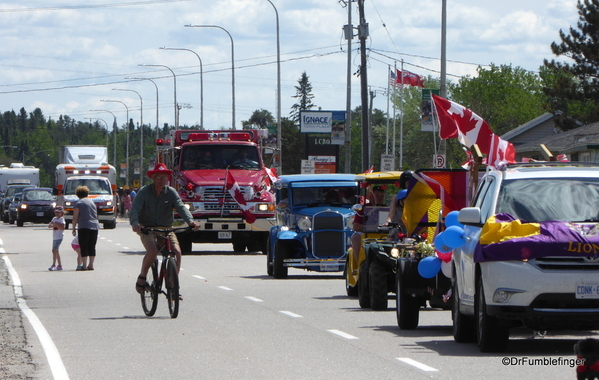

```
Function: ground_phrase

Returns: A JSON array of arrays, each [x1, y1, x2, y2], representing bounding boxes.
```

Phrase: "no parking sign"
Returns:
[[433, 154, 446, 168]]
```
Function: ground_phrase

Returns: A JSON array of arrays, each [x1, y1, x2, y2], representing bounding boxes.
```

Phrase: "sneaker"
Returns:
[[76, 265, 84, 271], [56, 265, 63, 271], [48, 265, 56, 271]]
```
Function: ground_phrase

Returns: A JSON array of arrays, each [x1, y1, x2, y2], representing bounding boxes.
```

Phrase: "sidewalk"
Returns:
[[0, 254, 36, 378]]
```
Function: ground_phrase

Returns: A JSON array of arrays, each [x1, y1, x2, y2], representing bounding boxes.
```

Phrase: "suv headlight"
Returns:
[[297, 217, 311, 231]]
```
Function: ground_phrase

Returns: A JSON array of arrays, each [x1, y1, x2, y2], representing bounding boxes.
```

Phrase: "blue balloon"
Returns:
[[445, 211, 463, 228], [443, 225, 466, 248], [434, 233, 453, 253], [418, 256, 442, 279]]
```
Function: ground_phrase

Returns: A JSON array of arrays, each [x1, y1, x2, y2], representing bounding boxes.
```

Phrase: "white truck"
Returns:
[[452, 162, 599, 352], [0, 163, 40, 223], [54, 146, 117, 229]]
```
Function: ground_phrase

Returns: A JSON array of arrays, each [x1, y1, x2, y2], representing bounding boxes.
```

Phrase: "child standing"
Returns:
[[71, 235, 84, 271], [48, 206, 65, 271]]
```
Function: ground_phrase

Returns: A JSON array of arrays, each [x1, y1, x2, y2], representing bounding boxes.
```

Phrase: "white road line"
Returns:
[[3, 255, 69, 380], [192, 275, 206, 281], [397, 358, 439, 372], [327, 329, 358, 340], [279, 311, 303, 318], [245, 296, 263, 302], [218, 286, 233, 291]]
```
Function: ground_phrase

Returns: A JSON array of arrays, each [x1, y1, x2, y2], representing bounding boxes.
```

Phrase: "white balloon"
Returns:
[[441, 260, 452, 278]]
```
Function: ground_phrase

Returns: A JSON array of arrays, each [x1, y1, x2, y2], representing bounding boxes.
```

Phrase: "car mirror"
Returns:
[[458, 207, 483, 227]]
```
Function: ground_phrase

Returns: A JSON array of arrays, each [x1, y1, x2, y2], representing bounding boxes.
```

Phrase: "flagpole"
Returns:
[[385, 65, 390, 155], [399, 60, 405, 169], [222, 167, 228, 218], [392, 63, 397, 170]]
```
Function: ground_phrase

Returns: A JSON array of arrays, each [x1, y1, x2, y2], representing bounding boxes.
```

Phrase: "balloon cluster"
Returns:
[[417, 211, 467, 279]]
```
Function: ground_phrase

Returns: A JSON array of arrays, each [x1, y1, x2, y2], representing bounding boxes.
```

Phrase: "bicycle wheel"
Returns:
[[141, 260, 159, 317], [165, 257, 180, 318]]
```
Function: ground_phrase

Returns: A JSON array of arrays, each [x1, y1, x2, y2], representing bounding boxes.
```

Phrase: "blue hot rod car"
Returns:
[[267, 174, 358, 279]]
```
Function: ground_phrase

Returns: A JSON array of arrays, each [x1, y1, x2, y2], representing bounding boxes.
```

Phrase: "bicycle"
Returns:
[[140, 226, 190, 318]]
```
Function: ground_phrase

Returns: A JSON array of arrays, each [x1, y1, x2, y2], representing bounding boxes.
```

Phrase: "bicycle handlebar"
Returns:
[[141, 226, 192, 235]]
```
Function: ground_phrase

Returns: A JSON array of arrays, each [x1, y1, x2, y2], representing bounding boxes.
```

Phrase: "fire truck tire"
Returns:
[[232, 241, 246, 252], [247, 240, 262, 253], [369, 261, 388, 311], [178, 234, 193, 254], [273, 240, 288, 279]]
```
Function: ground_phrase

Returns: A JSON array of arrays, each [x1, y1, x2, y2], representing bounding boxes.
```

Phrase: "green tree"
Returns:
[[280, 117, 304, 174], [449, 64, 546, 136], [242, 109, 275, 129], [290, 71, 316, 124], [542, 0, 599, 128]]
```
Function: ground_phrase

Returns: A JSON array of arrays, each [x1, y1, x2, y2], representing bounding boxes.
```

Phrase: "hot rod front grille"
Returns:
[[312, 211, 345, 259]]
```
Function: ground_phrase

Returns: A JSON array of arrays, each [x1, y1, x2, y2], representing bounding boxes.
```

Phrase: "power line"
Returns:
[[0, 0, 190, 13]]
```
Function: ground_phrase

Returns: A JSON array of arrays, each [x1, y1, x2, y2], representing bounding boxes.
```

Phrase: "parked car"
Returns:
[[267, 174, 358, 279], [453, 162, 599, 352], [7, 193, 22, 225], [16, 188, 56, 227]]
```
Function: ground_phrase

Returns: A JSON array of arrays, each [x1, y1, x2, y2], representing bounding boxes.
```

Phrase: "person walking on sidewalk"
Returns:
[[48, 206, 65, 271]]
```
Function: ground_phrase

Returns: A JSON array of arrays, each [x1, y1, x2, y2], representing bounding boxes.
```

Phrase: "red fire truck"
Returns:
[[157, 130, 277, 254]]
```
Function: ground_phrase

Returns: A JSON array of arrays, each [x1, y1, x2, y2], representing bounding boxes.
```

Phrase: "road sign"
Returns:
[[433, 154, 446, 168], [380, 154, 394, 171]]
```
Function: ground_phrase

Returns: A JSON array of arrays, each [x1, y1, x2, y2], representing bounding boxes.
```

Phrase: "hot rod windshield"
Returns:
[[291, 186, 357, 207]]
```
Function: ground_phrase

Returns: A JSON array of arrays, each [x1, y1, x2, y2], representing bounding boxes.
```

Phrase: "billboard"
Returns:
[[300, 110, 346, 145]]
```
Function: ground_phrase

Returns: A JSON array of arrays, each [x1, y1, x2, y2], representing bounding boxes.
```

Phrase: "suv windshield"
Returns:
[[497, 178, 599, 222], [291, 186, 357, 207], [23, 190, 54, 201]]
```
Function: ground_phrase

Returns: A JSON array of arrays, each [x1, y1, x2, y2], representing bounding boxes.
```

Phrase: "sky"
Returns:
[[0, 0, 581, 133]]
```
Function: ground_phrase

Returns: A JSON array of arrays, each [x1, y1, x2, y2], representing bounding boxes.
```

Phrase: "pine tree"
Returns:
[[543, 0, 599, 127], [290, 71, 316, 124]]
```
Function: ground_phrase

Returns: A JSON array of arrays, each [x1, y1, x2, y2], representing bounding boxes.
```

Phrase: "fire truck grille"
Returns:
[[197, 186, 251, 211], [311, 211, 345, 259]]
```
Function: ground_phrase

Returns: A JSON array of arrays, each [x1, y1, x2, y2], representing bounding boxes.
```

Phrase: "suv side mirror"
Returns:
[[458, 207, 484, 227]]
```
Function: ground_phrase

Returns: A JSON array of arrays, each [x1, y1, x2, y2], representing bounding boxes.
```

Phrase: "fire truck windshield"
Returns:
[[181, 145, 261, 170]]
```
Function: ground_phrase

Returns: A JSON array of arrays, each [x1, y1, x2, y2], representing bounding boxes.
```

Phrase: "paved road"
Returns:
[[0, 219, 590, 379]]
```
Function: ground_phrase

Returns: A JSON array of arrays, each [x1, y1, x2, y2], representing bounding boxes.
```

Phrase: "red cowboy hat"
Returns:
[[147, 163, 173, 178]]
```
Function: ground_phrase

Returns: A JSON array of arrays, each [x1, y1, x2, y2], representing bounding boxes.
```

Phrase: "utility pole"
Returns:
[[358, 0, 369, 173], [343, 0, 353, 174]]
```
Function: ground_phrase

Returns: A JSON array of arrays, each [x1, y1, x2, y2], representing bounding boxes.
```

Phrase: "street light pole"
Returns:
[[114, 88, 143, 187], [139, 64, 178, 130], [265, 0, 282, 173], [101, 100, 130, 186], [127, 77, 159, 139], [185, 24, 236, 130], [84, 117, 110, 149], [160, 47, 203, 129], [90, 109, 117, 166]]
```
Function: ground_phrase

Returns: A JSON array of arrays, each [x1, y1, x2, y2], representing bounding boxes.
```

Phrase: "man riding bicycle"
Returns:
[[130, 163, 199, 296]]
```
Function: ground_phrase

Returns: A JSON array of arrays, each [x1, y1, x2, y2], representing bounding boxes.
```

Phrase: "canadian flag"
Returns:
[[487, 134, 516, 169], [364, 165, 374, 174], [225, 171, 257, 224], [394, 69, 425, 88], [432, 94, 515, 169]]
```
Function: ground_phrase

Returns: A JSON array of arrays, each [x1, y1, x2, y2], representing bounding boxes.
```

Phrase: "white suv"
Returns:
[[453, 163, 599, 352]]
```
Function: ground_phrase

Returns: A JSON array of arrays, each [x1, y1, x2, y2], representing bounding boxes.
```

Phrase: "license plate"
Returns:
[[575, 282, 599, 299], [37, 212, 44, 217], [218, 232, 232, 239], [320, 264, 339, 272]]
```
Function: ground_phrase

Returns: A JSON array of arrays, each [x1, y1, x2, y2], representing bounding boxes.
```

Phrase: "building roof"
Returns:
[[501, 112, 554, 141], [516, 121, 599, 154]]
